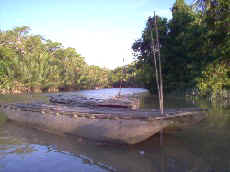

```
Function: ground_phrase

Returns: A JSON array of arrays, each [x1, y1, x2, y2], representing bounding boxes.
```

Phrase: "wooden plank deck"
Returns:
[[1, 103, 207, 121]]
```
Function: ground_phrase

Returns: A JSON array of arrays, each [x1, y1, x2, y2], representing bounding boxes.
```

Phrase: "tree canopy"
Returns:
[[0, 27, 112, 93], [132, 0, 230, 99], [0, 0, 229, 100]]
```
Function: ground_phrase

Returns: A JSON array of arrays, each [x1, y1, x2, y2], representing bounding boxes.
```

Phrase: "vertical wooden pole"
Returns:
[[150, 29, 161, 102], [150, 12, 164, 145], [150, 12, 164, 115], [118, 58, 125, 97], [154, 12, 164, 115]]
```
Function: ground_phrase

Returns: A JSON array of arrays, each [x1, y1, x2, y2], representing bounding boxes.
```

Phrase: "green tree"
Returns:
[[132, 0, 229, 100], [194, 0, 230, 98], [0, 26, 112, 93]]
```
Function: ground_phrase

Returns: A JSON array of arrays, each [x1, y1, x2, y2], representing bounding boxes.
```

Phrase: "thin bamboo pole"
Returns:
[[150, 29, 160, 99], [150, 12, 164, 115], [154, 12, 164, 115], [151, 12, 165, 146], [118, 58, 125, 97]]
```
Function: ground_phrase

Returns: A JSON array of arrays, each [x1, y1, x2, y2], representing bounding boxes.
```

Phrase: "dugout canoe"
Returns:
[[0, 103, 206, 144]]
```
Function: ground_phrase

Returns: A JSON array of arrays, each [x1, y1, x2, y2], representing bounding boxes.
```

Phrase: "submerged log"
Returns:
[[0, 102, 207, 144]]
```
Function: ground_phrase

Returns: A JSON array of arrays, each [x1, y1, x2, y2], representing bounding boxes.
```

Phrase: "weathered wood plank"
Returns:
[[1, 103, 207, 121], [0, 102, 207, 144], [49, 94, 140, 109]]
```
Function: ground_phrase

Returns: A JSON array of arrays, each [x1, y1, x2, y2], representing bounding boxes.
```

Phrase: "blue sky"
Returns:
[[0, 0, 193, 69]]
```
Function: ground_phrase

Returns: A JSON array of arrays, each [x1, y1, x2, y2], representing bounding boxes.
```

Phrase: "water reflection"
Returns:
[[0, 122, 211, 172], [139, 94, 198, 109], [0, 123, 109, 172]]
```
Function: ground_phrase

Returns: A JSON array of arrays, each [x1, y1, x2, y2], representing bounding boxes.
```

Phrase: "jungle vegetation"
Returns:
[[0, 26, 142, 94], [0, 0, 229, 101], [0, 26, 112, 93], [132, 0, 230, 100]]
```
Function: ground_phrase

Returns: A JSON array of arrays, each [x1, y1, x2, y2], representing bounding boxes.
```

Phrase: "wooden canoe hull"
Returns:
[[1, 108, 170, 144]]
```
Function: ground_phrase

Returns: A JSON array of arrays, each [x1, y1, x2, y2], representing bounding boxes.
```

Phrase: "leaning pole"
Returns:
[[149, 12, 164, 115], [149, 12, 164, 145]]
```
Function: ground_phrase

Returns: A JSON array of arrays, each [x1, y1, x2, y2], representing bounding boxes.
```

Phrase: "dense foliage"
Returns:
[[1, 0, 229, 99], [109, 63, 144, 88], [132, 0, 230, 99], [0, 27, 111, 93], [0, 26, 143, 94]]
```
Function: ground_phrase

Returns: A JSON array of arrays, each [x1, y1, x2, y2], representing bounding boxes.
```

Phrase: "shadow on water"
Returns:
[[0, 88, 230, 172], [0, 121, 212, 172]]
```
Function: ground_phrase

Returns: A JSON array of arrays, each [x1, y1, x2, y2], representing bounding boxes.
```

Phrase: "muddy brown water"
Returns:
[[0, 88, 230, 172]]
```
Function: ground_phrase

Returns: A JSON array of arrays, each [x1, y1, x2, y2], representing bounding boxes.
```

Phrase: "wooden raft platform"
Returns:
[[1, 103, 206, 121], [0, 102, 207, 144]]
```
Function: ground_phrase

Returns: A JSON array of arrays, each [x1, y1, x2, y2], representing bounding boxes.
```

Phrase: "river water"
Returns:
[[0, 88, 230, 172]]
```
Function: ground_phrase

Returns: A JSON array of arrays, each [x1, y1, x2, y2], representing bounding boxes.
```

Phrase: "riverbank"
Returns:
[[0, 80, 111, 95]]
